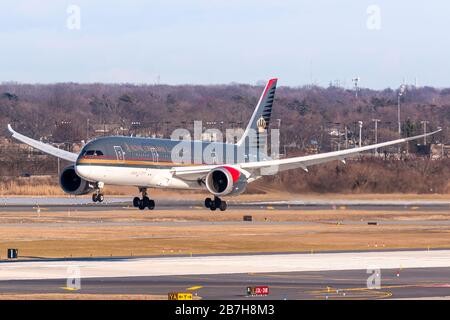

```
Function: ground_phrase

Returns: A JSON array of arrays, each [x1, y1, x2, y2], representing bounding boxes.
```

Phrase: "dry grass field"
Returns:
[[0, 208, 450, 259], [0, 177, 132, 196], [1, 176, 449, 200]]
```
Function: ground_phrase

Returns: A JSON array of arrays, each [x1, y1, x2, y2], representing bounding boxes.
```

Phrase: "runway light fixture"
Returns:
[[420, 120, 430, 145], [397, 84, 406, 153], [397, 84, 406, 136], [372, 119, 381, 154], [358, 121, 363, 148], [352, 77, 360, 98]]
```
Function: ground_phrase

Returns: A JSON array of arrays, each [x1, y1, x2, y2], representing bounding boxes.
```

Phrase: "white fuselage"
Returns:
[[75, 164, 203, 190]]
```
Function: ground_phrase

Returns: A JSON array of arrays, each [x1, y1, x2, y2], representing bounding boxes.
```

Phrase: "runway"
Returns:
[[0, 197, 449, 212], [1, 251, 450, 299], [2, 250, 450, 280], [0, 196, 449, 299], [2, 268, 450, 299]]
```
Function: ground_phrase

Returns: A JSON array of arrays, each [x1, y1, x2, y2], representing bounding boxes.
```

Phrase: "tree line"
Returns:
[[0, 82, 448, 193]]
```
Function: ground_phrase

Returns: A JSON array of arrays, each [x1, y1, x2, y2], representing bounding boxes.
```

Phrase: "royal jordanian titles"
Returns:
[[8, 79, 441, 211]]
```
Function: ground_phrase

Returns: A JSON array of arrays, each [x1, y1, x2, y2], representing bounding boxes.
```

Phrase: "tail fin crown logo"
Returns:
[[257, 117, 267, 133]]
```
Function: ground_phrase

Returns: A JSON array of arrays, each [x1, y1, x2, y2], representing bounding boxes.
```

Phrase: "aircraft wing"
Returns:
[[8, 124, 79, 162], [240, 129, 442, 173], [172, 129, 441, 180]]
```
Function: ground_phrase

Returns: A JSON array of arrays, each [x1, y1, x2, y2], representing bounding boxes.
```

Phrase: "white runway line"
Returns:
[[1, 250, 450, 280]]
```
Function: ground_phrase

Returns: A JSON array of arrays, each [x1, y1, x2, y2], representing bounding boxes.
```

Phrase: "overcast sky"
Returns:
[[0, 0, 449, 89]]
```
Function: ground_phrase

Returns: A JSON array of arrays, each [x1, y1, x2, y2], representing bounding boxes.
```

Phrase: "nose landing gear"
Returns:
[[92, 193, 104, 203], [205, 196, 227, 211], [92, 182, 104, 203], [133, 188, 155, 210]]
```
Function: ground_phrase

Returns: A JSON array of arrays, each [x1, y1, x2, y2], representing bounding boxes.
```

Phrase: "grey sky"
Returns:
[[0, 0, 449, 89]]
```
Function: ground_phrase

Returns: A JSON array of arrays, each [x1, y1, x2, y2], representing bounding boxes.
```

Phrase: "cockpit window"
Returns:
[[83, 150, 104, 156]]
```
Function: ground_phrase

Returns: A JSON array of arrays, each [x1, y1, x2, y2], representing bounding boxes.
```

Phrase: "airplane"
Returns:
[[8, 78, 441, 211]]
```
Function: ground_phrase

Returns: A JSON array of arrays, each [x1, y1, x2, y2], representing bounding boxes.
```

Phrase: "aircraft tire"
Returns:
[[133, 197, 140, 207], [205, 197, 212, 208], [143, 196, 150, 207], [148, 200, 155, 210], [219, 201, 227, 211]]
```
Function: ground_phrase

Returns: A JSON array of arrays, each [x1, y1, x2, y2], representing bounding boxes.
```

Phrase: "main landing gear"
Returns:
[[92, 182, 104, 203], [205, 196, 227, 211], [133, 187, 155, 210]]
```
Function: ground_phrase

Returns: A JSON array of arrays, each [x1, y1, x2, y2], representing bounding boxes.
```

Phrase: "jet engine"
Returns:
[[59, 165, 93, 195], [205, 166, 247, 196]]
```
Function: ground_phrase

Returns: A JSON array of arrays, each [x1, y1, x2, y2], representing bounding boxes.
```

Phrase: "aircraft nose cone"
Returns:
[[75, 164, 92, 180]]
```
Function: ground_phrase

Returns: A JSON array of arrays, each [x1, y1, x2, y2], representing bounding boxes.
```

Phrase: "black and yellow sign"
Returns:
[[168, 292, 193, 300]]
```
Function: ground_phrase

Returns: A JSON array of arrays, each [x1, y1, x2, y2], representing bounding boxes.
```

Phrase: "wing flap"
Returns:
[[170, 166, 216, 181], [171, 165, 251, 181]]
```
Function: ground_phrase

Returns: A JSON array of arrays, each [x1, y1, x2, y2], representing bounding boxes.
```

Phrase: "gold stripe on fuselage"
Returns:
[[76, 158, 205, 167]]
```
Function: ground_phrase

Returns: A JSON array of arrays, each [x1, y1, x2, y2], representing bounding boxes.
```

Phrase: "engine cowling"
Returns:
[[205, 166, 247, 196], [59, 165, 93, 195]]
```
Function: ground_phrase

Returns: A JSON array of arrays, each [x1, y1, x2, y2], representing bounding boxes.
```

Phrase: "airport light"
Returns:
[[131, 121, 141, 137], [86, 118, 90, 141], [276, 119, 282, 129], [397, 84, 406, 136], [352, 77, 360, 98], [57, 144, 60, 176], [397, 84, 406, 154], [420, 120, 430, 145], [372, 119, 381, 154], [165, 121, 171, 138], [358, 121, 363, 148], [344, 125, 348, 149]]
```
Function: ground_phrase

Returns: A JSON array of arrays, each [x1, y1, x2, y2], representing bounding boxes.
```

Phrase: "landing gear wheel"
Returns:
[[135, 188, 155, 211], [205, 197, 212, 208], [143, 196, 150, 207], [207, 196, 227, 211], [138, 200, 146, 210], [214, 197, 221, 208], [92, 193, 104, 203], [92, 182, 105, 203], [133, 197, 140, 207]]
